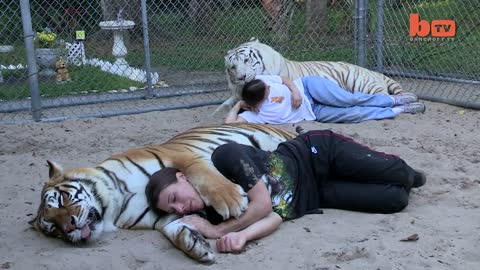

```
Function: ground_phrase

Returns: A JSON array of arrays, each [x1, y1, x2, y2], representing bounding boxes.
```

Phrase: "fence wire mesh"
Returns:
[[0, 0, 478, 124], [370, 0, 480, 107]]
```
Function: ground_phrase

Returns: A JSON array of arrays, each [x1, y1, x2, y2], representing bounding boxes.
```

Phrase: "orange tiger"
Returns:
[[30, 124, 295, 263]]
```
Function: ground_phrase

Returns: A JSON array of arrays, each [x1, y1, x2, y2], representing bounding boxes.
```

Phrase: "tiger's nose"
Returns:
[[63, 216, 76, 233], [238, 75, 246, 81], [64, 223, 75, 233]]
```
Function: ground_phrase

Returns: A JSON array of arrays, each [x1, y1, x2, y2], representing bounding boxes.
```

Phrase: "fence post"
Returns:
[[356, 0, 367, 67], [354, 0, 358, 63], [375, 0, 385, 73], [141, 0, 154, 98], [20, 0, 41, 121]]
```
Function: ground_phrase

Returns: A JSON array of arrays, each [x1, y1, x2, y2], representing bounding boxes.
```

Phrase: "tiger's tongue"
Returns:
[[80, 225, 91, 239]]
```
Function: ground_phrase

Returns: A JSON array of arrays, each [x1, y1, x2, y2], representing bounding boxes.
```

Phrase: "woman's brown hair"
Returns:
[[145, 167, 180, 215], [242, 79, 267, 107]]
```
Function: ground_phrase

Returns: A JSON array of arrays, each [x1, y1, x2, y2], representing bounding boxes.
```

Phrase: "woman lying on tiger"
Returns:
[[225, 75, 426, 124], [146, 129, 427, 253]]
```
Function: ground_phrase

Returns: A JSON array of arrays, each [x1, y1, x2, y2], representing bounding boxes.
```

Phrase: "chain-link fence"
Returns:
[[0, 0, 478, 123], [370, 0, 480, 109]]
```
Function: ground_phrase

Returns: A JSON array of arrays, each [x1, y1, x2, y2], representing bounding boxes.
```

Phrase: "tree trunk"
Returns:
[[305, 0, 328, 35], [263, 0, 295, 40], [188, 0, 216, 36]]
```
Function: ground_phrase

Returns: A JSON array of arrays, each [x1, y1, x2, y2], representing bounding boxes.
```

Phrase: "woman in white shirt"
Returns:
[[225, 75, 425, 124]]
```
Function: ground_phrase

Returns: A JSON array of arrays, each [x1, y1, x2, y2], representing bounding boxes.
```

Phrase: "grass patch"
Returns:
[[0, 65, 143, 100], [128, 41, 231, 71], [127, 6, 356, 72]]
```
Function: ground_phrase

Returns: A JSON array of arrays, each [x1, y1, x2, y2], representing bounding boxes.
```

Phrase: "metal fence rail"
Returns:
[[0, 0, 478, 123]]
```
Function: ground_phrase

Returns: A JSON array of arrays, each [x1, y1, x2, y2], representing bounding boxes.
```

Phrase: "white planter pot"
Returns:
[[35, 48, 58, 76]]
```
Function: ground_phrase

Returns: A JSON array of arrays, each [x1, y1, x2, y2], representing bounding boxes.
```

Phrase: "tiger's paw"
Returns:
[[163, 219, 216, 264], [200, 181, 248, 220], [185, 164, 248, 220]]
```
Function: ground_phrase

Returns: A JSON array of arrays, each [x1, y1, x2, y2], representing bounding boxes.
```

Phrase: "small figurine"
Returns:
[[55, 57, 71, 83]]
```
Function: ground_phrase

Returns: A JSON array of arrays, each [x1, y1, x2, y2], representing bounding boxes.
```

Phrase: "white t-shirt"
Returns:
[[239, 75, 315, 124]]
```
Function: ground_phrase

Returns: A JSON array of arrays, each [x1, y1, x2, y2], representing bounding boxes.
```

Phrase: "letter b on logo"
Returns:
[[410, 13, 430, 37]]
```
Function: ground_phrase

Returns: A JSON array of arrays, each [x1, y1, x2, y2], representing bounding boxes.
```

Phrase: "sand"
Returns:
[[0, 101, 478, 270]]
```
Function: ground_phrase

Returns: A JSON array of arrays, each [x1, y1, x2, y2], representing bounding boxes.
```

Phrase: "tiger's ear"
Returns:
[[47, 160, 63, 179], [225, 49, 234, 60], [249, 37, 259, 42], [29, 198, 44, 231], [28, 216, 40, 229]]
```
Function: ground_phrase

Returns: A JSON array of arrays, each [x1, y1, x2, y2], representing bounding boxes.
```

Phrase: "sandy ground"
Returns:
[[0, 101, 479, 270]]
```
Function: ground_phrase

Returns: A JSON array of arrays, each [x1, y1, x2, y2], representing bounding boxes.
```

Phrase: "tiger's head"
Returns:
[[224, 38, 285, 99], [224, 42, 265, 91], [30, 160, 105, 243]]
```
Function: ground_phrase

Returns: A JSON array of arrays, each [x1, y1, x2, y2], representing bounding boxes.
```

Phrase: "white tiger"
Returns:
[[215, 38, 404, 114]]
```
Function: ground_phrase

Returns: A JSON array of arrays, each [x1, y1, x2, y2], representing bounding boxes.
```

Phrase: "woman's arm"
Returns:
[[281, 76, 302, 109], [216, 212, 283, 253], [225, 100, 248, 123], [214, 179, 272, 236], [180, 179, 273, 238]]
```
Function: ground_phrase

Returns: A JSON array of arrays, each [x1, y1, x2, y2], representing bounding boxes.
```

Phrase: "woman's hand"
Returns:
[[216, 232, 247, 253], [281, 76, 302, 109], [180, 215, 222, 239], [291, 91, 302, 109]]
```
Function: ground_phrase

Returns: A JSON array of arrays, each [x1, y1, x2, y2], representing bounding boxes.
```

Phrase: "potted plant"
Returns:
[[34, 27, 61, 76]]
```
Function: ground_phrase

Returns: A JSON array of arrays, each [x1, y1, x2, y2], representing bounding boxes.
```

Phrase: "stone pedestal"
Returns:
[[99, 20, 135, 69]]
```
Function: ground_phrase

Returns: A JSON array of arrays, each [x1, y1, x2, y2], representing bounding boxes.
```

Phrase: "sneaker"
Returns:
[[393, 93, 418, 105], [413, 170, 427, 188], [400, 102, 426, 114]]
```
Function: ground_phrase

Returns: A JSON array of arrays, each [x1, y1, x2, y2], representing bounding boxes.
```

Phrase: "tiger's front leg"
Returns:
[[169, 153, 248, 220], [212, 95, 238, 116], [161, 218, 215, 263], [186, 168, 248, 220], [183, 163, 248, 220]]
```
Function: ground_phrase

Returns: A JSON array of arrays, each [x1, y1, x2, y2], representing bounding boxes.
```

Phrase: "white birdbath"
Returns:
[[99, 20, 135, 68]]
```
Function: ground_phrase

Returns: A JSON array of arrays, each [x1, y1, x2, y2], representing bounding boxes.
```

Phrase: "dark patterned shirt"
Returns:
[[211, 140, 319, 220]]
